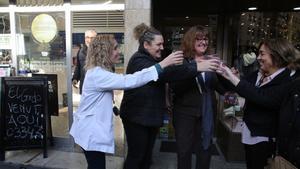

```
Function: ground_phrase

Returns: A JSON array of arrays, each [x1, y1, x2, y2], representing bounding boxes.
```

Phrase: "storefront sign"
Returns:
[[0, 77, 50, 160], [0, 34, 11, 49], [31, 14, 57, 43]]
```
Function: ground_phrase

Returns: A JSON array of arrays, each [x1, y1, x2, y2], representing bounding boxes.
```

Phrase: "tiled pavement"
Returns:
[[0, 139, 246, 169]]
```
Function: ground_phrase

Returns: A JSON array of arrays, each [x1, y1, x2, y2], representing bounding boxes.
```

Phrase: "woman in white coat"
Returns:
[[69, 34, 186, 169]]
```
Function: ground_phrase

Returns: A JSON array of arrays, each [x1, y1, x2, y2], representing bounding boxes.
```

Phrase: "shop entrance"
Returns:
[[152, 0, 300, 162]]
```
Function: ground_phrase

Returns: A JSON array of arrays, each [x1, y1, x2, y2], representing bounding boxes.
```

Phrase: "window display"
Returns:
[[0, 13, 13, 76], [14, 12, 68, 138], [234, 12, 300, 77]]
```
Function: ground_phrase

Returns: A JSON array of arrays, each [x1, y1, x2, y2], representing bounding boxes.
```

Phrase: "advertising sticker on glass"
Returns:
[[0, 34, 11, 49]]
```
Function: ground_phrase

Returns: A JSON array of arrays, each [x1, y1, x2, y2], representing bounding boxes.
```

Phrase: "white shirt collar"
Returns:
[[256, 68, 285, 86]]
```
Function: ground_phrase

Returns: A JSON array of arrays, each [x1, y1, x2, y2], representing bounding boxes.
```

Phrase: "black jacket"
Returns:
[[120, 46, 198, 127], [277, 71, 300, 168], [170, 60, 226, 117], [235, 69, 292, 137], [72, 45, 87, 94]]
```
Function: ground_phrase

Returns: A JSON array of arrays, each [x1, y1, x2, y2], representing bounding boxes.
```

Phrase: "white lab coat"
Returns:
[[70, 66, 158, 153]]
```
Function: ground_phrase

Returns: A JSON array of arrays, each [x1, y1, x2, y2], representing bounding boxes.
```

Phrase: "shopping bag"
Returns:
[[265, 156, 298, 169]]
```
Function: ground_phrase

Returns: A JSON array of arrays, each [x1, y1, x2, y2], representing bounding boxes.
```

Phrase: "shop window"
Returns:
[[15, 12, 68, 138], [234, 12, 300, 77], [0, 13, 12, 76], [217, 12, 300, 162], [72, 32, 124, 70]]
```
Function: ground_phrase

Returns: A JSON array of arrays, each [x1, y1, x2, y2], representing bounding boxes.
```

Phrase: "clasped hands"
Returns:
[[195, 57, 240, 85]]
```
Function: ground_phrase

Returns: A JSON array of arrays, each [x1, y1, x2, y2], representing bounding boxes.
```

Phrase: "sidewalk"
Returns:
[[0, 140, 246, 169]]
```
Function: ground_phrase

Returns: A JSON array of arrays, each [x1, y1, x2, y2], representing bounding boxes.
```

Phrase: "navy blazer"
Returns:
[[170, 59, 226, 117], [277, 71, 300, 167], [235, 69, 292, 137]]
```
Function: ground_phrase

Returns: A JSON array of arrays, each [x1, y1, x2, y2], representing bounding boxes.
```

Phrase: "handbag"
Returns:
[[265, 155, 297, 169]]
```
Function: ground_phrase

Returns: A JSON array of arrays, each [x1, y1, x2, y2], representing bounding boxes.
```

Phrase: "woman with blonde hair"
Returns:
[[70, 34, 184, 169]]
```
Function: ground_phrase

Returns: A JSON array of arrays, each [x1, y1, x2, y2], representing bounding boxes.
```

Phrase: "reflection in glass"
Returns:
[[15, 12, 68, 138], [235, 12, 300, 77], [0, 13, 12, 66]]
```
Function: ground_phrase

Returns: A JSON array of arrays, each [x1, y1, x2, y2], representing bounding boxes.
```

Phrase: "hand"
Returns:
[[196, 59, 220, 72], [216, 64, 240, 86], [159, 51, 184, 69], [230, 67, 240, 78], [72, 79, 78, 88]]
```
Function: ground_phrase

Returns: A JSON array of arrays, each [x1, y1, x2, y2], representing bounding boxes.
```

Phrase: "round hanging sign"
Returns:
[[31, 14, 57, 43]]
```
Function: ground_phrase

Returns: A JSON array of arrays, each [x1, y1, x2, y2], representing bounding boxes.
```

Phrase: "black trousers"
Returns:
[[173, 113, 211, 169], [82, 149, 106, 169], [244, 141, 275, 169], [122, 119, 158, 169]]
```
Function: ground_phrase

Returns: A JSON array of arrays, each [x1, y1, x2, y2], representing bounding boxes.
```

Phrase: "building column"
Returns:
[[113, 0, 151, 158], [124, 0, 151, 66]]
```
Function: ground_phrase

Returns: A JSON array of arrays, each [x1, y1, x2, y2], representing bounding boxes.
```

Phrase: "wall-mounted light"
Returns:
[[248, 7, 257, 11], [294, 7, 300, 10], [185, 16, 189, 19]]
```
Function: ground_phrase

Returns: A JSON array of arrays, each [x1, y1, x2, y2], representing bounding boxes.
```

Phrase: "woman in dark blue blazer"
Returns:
[[218, 39, 300, 169]]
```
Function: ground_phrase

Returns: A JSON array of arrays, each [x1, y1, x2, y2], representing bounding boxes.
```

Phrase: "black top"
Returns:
[[170, 61, 226, 117], [72, 45, 87, 94], [235, 69, 292, 137], [120, 46, 198, 127], [277, 71, 300, 167]]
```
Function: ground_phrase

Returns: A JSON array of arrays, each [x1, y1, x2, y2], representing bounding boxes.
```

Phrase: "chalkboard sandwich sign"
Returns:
[[0, 77, 49, 161]]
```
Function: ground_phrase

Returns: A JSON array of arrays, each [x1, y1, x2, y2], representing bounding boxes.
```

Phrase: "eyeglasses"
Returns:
[[196, 37, 209, 41]]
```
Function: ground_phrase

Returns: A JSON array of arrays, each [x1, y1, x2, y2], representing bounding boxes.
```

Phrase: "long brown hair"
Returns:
[[259, 39, 300, 70], [85, 34, 116, 71], [180, 25, 209, 59]]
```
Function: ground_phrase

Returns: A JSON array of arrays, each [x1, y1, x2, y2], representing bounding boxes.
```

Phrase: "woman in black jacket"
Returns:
[[170, 25, 226, 169], [218, 39, 300, 169], [277, 70, 300, 168], [119, 23, 219, 169]]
